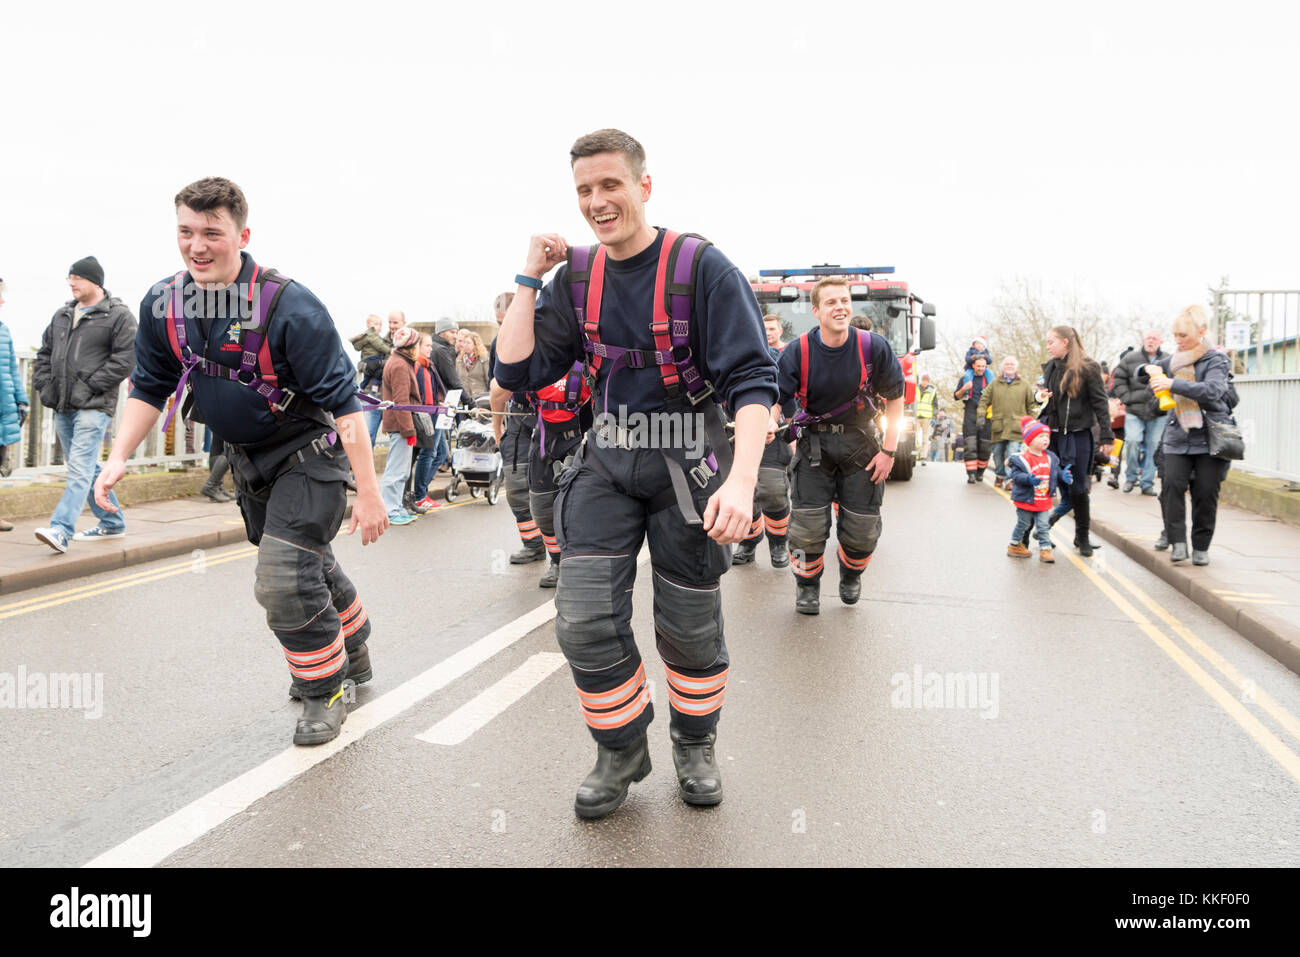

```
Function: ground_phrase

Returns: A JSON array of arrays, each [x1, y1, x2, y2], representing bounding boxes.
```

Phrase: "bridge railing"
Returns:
[[4, 352, 209, 482], [1234, 374, 1300, 483]]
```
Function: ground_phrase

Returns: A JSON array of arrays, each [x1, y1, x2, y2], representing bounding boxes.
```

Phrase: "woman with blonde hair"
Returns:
[[456, 329, 492, 404], [1141, 305, 1234, 565], [1035, 325, 1114, 556]]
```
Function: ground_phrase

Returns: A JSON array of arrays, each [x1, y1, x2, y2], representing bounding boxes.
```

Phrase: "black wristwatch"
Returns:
[[882, 448, 897, 457]]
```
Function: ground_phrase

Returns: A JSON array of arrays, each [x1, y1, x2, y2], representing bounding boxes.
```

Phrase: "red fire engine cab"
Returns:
[[750, 265, 937, 481]]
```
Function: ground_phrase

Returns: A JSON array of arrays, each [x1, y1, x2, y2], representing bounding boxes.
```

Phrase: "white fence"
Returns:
[[5, 351, 210, 482], [1234, 374, 1300, 483]]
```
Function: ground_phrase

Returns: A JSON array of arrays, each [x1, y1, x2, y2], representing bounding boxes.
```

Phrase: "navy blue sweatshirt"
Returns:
[[493, 229, 778, 416], [777, 328, 905, 426], [131, 252, 362, 447]]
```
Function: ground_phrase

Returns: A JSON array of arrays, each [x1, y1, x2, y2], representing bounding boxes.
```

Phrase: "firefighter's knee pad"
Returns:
[[529, 489, 558, 536], [756, 466, 789, 513], [651, 570, 723, 670], [554, 553, 636, 672], [788, 506, 831, 550], [253, 535, 321, 633], [505, 464, 530, 515], [837, 506, 882, 553]]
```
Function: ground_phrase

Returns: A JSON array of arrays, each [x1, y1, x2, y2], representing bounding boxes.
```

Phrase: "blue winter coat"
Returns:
[[1007, 448, 1070, 507], [0, 320, 30, 446]]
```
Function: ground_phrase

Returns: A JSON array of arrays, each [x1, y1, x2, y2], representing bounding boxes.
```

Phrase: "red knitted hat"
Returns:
[[1021, 416, 1049, 446]]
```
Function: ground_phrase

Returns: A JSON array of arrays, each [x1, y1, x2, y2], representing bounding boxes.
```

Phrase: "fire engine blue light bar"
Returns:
[[758, 266, 895, 277]]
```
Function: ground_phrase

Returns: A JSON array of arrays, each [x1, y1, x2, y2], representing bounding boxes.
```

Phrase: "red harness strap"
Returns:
[[583, 246, 608, 379], [650, 228, 681, 394]]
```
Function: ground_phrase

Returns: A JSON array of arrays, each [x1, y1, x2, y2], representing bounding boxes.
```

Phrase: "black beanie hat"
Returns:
[[69, 256, 105, 289]]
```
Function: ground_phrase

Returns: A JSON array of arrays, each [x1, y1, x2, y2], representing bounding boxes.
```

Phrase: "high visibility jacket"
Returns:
[[916, 384, 937, 419]]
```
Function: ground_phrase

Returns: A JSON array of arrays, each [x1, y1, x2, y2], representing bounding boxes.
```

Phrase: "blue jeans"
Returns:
[[365, 408, 383, 447], [381, 432, 413, 514], [51, 410, 124, 537], [1124, 414, 1167, 489], [413, 446, 438, 498], [431, 429, 450, 472], [1011, 508, 1052, 549], [991, 439, 1023, 479]]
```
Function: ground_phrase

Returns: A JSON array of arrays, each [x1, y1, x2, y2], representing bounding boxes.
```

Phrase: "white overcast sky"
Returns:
[[2, 0, 1296, 354]]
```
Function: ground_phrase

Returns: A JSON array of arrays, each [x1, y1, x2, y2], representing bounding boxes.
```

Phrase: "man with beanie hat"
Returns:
[[1006, 415, 1071, 563], [31, 257, 137, 553]]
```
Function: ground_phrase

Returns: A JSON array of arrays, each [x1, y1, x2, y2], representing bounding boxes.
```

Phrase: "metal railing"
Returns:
[[4, 352, 209, 483], [1212, 289, 1300, 376], [1234, 374, 1300, 483]]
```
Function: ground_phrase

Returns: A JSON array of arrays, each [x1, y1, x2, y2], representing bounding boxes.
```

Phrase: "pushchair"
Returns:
[[445, 412, 504, 504]]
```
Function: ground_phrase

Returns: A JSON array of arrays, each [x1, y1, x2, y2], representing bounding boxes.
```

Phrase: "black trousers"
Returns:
[[528, 419, 584, 560], [553, 438, 731, 747], [789, 429, 884, 583], [1161, 452, 1230, 550], [502, 408, 540, 547], [232, 442, 370, 699], [961, 403, 991, 472], [743, 434, 792, 548]]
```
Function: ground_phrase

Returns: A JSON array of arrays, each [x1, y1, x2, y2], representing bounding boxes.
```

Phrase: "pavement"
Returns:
[[0, 472, 453, 596], [1048, 473, 1300, 677]]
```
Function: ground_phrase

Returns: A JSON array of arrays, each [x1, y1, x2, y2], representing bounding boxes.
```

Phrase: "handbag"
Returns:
[[1206, 415, 1244, 461], [412, 411, 437, 448]]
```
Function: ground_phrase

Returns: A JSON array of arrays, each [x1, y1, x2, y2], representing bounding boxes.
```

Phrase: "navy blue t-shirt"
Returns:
[[776, 328, 905, 425], [131, 252, 362, 446], [488, 338, 529, 408], [493, 229, 777, 416]]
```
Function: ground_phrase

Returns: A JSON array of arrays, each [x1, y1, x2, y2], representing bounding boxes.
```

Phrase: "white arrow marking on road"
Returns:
[[416, 652, 568, 746], [83, 599, 559, 868]]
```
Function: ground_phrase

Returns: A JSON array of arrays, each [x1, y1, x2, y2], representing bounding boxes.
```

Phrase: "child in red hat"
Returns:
[[1006, 416, 1071, 562]]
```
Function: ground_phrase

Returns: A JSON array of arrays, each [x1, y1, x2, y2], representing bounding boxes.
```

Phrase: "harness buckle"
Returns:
[[625, 350, 646, 369], [688, 459, 717, 489], [269, 388, 297, 413], [686, 381, 716, 406]]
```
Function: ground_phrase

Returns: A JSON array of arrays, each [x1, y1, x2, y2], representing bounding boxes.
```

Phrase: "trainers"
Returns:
[[34, 527, 69, 553], [72, 526, 125, 542], [1007, 543, 1031, 558], [416, 496, 441, 510], [388, 512, 415, 526]]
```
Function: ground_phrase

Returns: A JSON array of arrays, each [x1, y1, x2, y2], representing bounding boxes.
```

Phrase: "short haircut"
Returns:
[[762, 313, 781, 325], [174, 177, 249, 230], [850, 314, 873, 331], [494, 291, 515, 315], [570, 129, 646, 179], [811, 277, 850, 308]]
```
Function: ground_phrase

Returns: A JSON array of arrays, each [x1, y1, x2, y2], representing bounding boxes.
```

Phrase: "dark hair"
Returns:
[[174, 177, 249, 230], [850, 314, 873, 331], [570, 129, 646, 178], [811, 277, 850, 308], [1050, 324, 1095, 398]]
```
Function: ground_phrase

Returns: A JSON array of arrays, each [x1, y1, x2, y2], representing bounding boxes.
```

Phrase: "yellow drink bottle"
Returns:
[[1155, 389, 1175, 411]]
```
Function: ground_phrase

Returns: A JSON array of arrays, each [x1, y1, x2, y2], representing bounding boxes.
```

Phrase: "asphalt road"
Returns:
[[3, 462, 1299, 867]]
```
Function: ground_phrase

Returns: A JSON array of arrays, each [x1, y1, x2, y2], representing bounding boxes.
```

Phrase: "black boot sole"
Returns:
[[510, 550, 548, 564], [796, 603, 820, 616], [574, 752, 652, 820], [770, 553, 790, 568], [680, 785, 724, 807]]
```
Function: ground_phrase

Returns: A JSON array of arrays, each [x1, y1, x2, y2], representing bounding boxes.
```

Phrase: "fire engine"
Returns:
[[749, 265, 937, 480]]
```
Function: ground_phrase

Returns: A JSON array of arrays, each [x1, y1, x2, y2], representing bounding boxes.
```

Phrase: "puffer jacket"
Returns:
[[1139, 348, 1232, 457], [1111, 343, 1170, 420], [32, 294, 137, 415], [1, 320, 30, 445]]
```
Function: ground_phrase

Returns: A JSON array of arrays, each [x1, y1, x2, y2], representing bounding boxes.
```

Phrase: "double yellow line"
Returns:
[[993, 485, 1300, 784]]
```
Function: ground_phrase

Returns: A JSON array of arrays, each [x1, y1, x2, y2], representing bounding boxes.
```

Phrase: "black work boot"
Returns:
[[510, 541, 547, 564], [670, 726, 723, 807], [290, 644, 371, 700], [293, 684, 348, 746], [574, 732, 652, 820], [769, 542, 790, 568], [796, 581, 820, 616], [839, 572, 862, 605], [538, 558, 559, 588], [731, 542, 757, 565]]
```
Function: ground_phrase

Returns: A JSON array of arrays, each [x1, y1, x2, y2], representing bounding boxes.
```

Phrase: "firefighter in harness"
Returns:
[[94, 177, 388, 746], [525, 363, 593, 588], [494, 129, 778, 819], [777, 278, 905, 615]]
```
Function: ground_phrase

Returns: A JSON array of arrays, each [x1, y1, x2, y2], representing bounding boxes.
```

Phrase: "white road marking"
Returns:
[[416, 652, 568, 746], [83, 600, 558, 868]]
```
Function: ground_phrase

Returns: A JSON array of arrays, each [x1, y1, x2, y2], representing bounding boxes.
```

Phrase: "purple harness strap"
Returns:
[[789, 330, 877, 439]]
